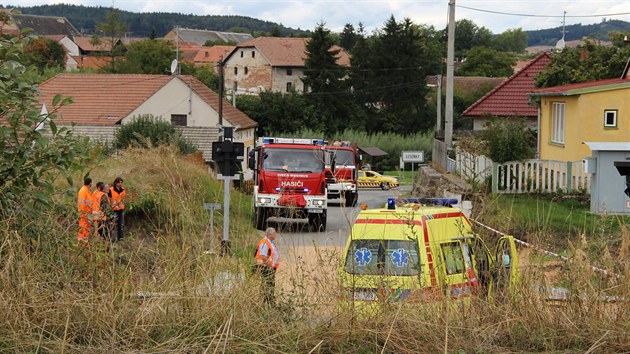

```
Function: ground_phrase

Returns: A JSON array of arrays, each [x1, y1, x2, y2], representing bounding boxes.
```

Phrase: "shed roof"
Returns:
[[359, 147, 389, 157], [584, 142, 630, 152]]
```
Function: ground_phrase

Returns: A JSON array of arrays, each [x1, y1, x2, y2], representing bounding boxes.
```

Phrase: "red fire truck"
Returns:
[[248, 137, 329, 231], [325, 142, 360, 207]]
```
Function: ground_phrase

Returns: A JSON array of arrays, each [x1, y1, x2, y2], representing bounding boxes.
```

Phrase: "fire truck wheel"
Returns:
[[344, 192, 358, 207], [380, 182, 390, 190], [308, 211, 327, 232], [254, 207, 267, 231]]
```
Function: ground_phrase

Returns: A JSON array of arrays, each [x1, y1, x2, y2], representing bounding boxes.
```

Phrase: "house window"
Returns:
[[303, 83, 308, 93], [234, 67, 238, 75], [244, 67, 248, 75], [604, 110, 617, 128], [240, 51, 243, 58], [252, 51, 255, 58], [551, 102, 565, 144], [286, 82, 292, 92], [171, 114, 187, 126], [287, 69, 292, 76]]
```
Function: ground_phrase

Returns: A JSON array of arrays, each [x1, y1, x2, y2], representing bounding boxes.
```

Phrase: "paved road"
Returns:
[[270, 186, 412, 250]]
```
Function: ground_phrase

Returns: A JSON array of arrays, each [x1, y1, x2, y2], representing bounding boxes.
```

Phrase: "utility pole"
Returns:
[[445, 0, 455, 148], [175, 26, 180, 75], [218, 57, 224, 126], [436, 74, 442, 136]]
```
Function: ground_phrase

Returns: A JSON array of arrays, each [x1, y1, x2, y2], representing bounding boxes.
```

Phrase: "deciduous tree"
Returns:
[[457, 47, 515, 77]]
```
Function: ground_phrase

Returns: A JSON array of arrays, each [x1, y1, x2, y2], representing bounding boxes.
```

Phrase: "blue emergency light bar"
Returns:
[[387, 197, 458, 209], [261, 137, 325, 146]]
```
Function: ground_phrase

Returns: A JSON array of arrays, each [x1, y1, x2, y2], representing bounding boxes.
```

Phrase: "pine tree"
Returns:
[[302, 23, 363, 134]]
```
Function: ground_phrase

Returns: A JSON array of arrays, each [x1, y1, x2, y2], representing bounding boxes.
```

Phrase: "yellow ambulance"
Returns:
[[338, 198, 519, 309]]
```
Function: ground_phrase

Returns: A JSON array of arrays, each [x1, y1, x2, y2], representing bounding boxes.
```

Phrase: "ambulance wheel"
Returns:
[[344, 192, 358, 207], [254, 207, 267, 231], [380, 182, 390, 190]]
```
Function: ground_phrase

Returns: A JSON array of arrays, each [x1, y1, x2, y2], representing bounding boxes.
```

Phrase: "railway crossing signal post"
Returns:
[[211, 126, 244, 256]]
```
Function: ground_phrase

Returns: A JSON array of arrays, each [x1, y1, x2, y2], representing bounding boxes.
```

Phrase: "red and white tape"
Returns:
[[471, 219, 622, 279]]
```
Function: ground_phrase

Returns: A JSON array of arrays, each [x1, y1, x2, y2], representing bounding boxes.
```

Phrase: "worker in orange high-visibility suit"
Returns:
[[77, 178, 93, 243], [254, 227, 280, 305], [108, 176, 126, 241], [92, 182, 111, 242]]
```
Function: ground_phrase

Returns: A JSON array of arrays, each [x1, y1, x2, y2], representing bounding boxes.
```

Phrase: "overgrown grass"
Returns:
[[479, 193, 630, 261], [1, 147, 629, 352], [278, 129, 434, 171]]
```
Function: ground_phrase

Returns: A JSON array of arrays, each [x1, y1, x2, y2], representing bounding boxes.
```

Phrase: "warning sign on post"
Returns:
[[402, 151, 424, 163]]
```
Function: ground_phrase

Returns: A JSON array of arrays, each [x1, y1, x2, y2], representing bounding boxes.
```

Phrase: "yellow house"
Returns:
[[531, 75, 630, 162]]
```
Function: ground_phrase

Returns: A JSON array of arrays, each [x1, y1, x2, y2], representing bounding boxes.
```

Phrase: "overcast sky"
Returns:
[[12, 0, 630, 35]]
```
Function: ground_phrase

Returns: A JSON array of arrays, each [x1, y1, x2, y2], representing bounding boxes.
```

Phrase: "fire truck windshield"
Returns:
[[326, 149, 354, 166], [262, 148, 324, 173]]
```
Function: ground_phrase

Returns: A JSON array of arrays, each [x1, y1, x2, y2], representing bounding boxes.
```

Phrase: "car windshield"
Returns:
[[262, 148, 324, 173], [344, 239, 420, 276], [326, 149, 354, 166]]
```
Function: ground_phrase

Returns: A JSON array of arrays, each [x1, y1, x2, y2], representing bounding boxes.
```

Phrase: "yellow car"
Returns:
[[358, 170, 399, 190]]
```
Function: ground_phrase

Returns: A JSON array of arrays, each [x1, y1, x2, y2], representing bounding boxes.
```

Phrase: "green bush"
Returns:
[[480, 115, 535, 163], [114, 114, 197, 154]]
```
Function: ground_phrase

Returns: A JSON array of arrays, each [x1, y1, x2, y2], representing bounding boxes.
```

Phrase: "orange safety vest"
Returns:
[[255, 237, 280, 269], [110, 187, 126, 211], [77, 185, 93, 213], [92, 190, 107, 221]]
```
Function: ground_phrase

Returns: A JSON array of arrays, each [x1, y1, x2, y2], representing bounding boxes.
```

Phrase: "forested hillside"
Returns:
[[525, 19, 630, 46], [6, 3, 310, 37]]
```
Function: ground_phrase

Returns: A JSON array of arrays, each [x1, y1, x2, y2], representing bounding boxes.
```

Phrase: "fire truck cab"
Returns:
[[338, 198, 519, 310], [248, 137, 329, 231], [325, 142, 360, 207]]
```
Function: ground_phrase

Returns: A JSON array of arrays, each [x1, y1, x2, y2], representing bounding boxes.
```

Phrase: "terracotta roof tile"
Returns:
[[463, 52, 551, 118], [37, 73, 256, 129]]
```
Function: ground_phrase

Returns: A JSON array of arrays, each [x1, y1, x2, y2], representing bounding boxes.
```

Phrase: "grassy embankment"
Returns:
[[1, 146, 629, 352]]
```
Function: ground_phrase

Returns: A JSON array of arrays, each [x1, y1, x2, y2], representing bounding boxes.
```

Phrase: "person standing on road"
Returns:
[[108, 177, 126, 241], [254, 227, 280, 305], [77, 178, 93, 244]]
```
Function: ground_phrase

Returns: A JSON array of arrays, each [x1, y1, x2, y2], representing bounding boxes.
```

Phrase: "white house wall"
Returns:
[[123, 78, 220, 127], [59, 36, 79, 56]]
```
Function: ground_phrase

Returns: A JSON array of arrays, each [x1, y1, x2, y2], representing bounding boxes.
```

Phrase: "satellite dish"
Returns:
[[170, 59, 178, 75], [555, 38, 565, 51]]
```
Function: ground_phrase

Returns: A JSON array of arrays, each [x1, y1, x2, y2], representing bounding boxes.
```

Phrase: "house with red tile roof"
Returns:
[[37, 73, 257, 163], [463, 52, 551, 131], [222, 37, 350, 94], [530, 70, 630, 163]]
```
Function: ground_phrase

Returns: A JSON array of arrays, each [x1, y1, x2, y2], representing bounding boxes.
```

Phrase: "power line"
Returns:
[[456, 4, 630, 18]]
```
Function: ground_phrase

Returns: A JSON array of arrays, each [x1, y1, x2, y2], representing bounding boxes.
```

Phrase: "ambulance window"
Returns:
[[344, 239, 420, 276], [441, 242, 464, 274]]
